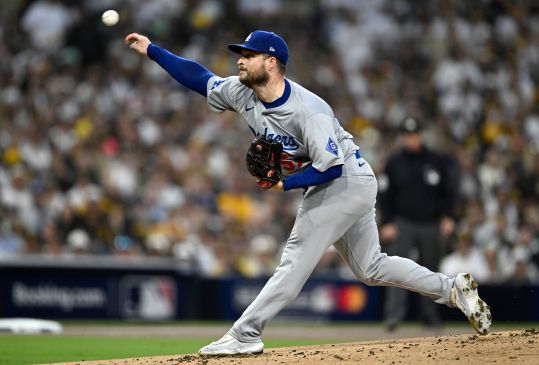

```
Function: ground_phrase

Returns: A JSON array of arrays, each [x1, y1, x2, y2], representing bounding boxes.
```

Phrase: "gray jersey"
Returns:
[[206, 76, 359, 177]]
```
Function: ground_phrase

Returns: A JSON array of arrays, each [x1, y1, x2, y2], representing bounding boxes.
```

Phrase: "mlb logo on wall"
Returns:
[[326, 138, 339, 156], [119, 276, 176, 320]]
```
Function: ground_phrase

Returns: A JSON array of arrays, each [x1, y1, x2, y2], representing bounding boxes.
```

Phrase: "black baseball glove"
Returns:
[[246, 137, 283, 190]]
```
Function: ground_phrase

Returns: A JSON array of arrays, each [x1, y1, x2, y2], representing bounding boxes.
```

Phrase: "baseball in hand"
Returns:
[[102, 10, 119, 26]]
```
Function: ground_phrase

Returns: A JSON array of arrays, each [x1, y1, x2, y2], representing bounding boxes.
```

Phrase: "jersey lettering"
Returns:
[[249, 127, 299, 151]]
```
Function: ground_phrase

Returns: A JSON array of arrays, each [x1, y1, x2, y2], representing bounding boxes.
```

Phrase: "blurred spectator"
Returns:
[[440, 232, 491, 283], [40, 221, 64, 255], [21, 0, 78, 52], [240, 234, 280, 278], [0, 166, 40, 234], [0, 212, 26, 256], [65, 228, 91, 255], [497, 224, 539, 284]]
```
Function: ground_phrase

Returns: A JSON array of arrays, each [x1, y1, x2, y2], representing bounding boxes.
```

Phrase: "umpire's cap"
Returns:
[[399, 117, 423, 134], [228, 30, 289, 64]]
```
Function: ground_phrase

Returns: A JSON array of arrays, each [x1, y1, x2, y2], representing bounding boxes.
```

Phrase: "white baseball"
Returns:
[[102, 10, 119, 26]]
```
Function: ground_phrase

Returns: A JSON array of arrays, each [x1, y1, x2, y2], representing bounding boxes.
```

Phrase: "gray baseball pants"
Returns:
[[229, 159, 454, 342]]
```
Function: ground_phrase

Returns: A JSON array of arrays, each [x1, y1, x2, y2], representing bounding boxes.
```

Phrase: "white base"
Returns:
[[0, 318, 63, 334]]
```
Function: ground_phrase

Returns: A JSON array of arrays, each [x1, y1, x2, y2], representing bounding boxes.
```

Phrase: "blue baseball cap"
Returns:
[[228, 30, 289, 64]]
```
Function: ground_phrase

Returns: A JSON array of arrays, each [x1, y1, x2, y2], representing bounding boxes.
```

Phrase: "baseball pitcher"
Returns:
[[125, 30, 491, 355]]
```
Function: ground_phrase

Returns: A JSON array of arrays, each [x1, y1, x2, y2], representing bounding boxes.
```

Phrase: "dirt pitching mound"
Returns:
[[50, 329, 539, 365]]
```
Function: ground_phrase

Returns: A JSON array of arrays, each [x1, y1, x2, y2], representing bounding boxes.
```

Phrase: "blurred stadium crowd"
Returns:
[[0, 0, 538, 284]]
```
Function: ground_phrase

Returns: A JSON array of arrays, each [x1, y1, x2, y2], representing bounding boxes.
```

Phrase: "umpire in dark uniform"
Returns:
[[378, 117, 458, 331]]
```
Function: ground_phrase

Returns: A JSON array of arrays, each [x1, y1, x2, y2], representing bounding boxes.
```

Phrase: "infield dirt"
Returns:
[[49, 329, 539, 365]]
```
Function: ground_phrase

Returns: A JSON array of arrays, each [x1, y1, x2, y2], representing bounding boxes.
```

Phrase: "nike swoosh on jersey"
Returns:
[[245, 105, 254, 111]]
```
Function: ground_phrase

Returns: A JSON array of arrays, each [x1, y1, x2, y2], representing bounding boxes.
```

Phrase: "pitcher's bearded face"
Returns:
[[239, 61, 269, 88], [237, 51, 270, 88]]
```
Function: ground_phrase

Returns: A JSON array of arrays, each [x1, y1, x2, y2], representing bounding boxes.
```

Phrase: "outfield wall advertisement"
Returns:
[[0, 263, 182, 320], [218, 278, 381, 321], [1, 260, 538, 321]]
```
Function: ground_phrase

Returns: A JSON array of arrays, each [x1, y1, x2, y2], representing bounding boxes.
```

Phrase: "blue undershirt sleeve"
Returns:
[[147, 44, 214, 97], [283, 165, 343, 191]]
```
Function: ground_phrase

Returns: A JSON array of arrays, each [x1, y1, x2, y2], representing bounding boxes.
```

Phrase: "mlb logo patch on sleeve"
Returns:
[[325, 138, 339, 156]]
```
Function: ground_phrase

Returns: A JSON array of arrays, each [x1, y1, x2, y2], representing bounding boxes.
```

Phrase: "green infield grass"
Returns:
[[0, 336, 334, 365]]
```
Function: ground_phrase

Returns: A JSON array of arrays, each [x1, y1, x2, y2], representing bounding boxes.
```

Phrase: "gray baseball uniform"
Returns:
[[207, 75, 454, 342]]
